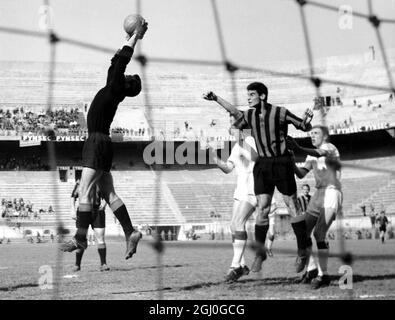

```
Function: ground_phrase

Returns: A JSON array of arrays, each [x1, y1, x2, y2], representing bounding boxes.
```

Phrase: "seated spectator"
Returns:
[[0, 154, 47, 171], [0, 106, 82, 136], [1, 203, 6, 218], [26, 200, 33, 214], [360, 204, 366, 216]]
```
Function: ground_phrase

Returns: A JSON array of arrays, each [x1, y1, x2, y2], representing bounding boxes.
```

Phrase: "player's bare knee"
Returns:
[[229, 219, 237, 233], [78, 183, 91, 202], [257, 201, 270, 215], [314, 231, 329, 249], [284, 195, 302, 217], [233, 218, 246, 232]]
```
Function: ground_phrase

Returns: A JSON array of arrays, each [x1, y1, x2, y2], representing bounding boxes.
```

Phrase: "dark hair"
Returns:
[[125, 74, 142, 97], [247, 82, 268, 101], [312, 125, 330, 139], [302, 184, 310, 190]]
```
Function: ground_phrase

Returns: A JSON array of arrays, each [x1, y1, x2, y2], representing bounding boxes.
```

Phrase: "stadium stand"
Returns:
[[1, 50, 395, 141], [1, 155, 393, 239], [0, 50, 394, 239]]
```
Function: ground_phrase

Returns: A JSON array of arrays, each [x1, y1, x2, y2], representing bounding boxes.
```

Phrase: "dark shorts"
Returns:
[[253, 155, 296, 196], [82, 132, 113, 172], [76, 210, 105, 229], [379, 226, 386, 233]]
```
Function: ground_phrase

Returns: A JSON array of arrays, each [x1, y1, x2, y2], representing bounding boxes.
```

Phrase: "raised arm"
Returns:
[[285, 108, 313, 132], [289, 150, 310, 179], [203, 91, 242, 118], [106, 21, 148, 91], [286, 136, 326, 158]]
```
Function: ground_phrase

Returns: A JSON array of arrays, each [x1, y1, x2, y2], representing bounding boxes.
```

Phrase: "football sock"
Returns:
[[231, 231, 247, 268], [255, 224, 269, 253], [110, 199, 134, 237], [317, 241, 329, 276], [75, 204, 92, 242], [75, 248, 84, 267], [291, 219, 308, 252], [97, 243, 107, 265]]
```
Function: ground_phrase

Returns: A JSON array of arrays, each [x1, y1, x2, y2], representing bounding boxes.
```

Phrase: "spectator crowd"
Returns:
[[0, 107, 82, 136], [328, 116, 354, 132], [1, 198, 54, 220], [111, 126, 149, 138], [0, 155, 47, 171]]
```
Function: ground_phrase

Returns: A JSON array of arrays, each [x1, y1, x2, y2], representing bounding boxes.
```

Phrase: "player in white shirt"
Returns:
[[209, 128, 259, 282], [287, 125, 342, 289]]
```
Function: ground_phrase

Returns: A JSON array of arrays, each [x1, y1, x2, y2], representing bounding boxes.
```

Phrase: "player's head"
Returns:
[[310, 125, 329, 147], [247, 82, 268, 107], [302, 184, 310, 196], [124, 74, 142, 97]]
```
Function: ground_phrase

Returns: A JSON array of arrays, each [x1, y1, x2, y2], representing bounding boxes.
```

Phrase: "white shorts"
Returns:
[[234, 194, 257, 207], [306, 187, 342, 218]]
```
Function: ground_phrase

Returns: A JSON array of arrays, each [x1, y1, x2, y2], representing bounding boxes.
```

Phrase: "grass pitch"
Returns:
[[0, 238, 394, 300]]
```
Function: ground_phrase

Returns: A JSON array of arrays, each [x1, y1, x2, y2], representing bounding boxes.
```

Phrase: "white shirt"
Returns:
[[227, 136, 257, 197], [303, 142, 341, 190]]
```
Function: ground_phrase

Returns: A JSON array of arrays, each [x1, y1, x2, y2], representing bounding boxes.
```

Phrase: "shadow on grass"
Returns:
[[112, 287, 173, 295], [112, 274, 395, 295], [110, 264, 189, 272], [0, 283, 39, 292], [351, 274, 395, 283]]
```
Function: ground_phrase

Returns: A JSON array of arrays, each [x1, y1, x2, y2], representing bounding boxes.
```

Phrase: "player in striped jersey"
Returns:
[[296, 183, 318, 282], [203, 83, 313, 274], [298, 184, 311, 213], [287, 126, 342, 289]]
